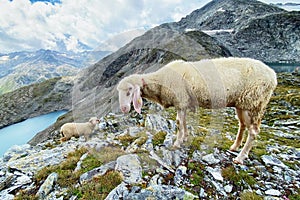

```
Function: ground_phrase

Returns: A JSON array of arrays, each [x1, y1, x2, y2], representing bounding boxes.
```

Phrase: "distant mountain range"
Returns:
[[0, 49, 110, 94], [275, 3, 300, 11]]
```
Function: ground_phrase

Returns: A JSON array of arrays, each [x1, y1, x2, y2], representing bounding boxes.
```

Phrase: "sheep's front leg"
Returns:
[[174, 109, 187, 148]]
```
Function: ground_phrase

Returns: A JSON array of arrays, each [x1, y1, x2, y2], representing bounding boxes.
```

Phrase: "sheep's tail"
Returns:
[[60, 137, 67, 142]]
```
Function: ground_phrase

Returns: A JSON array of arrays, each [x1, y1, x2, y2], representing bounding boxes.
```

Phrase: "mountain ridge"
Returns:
[[175, 0, 285, 31], [0, 49, 110, 94]]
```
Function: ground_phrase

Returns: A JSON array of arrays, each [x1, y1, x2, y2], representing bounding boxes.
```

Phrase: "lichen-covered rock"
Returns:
[[36, 172, 58, 199], [5, 142, 77, 175], [115, 154, 142, 184], [80, 161, 116, 184], [145, 114, 174, 130], [202, 153, 220, 165], [74, 152, 89, 172], [0, 171, 13, 191], [124, 184, 197, 200], [174, 165, 187, 186], [0, 191, 14, 200], [2, 144, 32, 162], [261, 155, 288, 169], [206, 166, 223, 182], [265, 189, 282, 197]]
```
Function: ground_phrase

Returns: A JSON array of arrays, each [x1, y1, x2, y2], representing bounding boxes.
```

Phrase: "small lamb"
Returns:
[[117, 57, 277, 164], [60, 117, 100, 142]]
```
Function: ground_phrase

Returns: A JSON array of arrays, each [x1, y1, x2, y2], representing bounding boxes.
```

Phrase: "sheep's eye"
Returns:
[[128, 87, 132, 91]]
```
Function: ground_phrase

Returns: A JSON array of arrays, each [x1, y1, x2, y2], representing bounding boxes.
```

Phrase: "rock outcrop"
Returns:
[[173, 0, 300, 63]]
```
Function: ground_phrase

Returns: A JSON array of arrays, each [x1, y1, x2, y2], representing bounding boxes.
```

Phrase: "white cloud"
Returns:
[[0, 0, 210, 53]]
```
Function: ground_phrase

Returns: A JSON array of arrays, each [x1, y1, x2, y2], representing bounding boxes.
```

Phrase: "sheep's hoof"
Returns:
[[233, 157, 244, 165], [229, 145, 238, 152], [170, 146, 179, 150], [183, 137, 188, 142], [173, 141, 182, 148]]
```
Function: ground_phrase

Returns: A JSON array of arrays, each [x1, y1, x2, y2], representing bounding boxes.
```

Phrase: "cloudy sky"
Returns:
[[0, 0, 298, 53]]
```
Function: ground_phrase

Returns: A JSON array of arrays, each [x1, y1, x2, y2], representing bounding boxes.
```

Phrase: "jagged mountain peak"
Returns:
[[176, 0, 285, 30]]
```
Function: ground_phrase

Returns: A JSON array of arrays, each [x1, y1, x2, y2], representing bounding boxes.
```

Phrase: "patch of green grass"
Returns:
[[43, 142, 56, 149], [240, 191, 263, 200], [265, 73, 300, 125], [152, 131, 167, 147], [135, 135, 148, 146], [14, 191, 39, 200], [184, 160, 206, 195], [222, 166, 256, 187], [117, 133, 138, 147], [165, 107, 177, 121], [15, 148, 88, 199], [80, 154, 103, 173], [88, 146, 126, 165], [215, 133, 234, 151], [32, 77, 61, 97], [282, 160, 298, 171], [288, 189, 300, 200], [258, 130, 300, 149], [188, 136, 205, 155], [188, 161, 205, 186], [69, 171, 123, 200], [251, 139, 268, 161]]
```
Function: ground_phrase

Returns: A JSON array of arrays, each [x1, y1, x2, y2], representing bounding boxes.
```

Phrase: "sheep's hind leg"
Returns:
[[234, 122, 260, 165], [174, 109, 187, 147], [230, 109, 248, 152]]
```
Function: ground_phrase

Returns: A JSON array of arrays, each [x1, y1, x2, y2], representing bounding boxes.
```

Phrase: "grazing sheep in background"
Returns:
[[117, 57, 277, 164], [60, 117, 100, 142]]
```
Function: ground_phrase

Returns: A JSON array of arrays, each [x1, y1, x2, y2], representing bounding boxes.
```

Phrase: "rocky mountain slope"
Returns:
[[0, 73, 299, 199], [0, 77, 73, 129], [0, 49, 109, 94], [175, 0, 285, 30], [172, 0, 300, 63]]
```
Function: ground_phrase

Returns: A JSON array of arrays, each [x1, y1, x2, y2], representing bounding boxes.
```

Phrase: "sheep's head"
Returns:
[[89, 117, 100, 125], [117, 76, 143, 114]]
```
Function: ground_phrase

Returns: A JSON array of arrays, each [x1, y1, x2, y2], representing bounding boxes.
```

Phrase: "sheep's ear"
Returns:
[[133, 85, 143, 114]]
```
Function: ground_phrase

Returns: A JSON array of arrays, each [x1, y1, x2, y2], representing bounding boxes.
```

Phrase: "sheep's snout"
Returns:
[[120, 105, 130, 113]]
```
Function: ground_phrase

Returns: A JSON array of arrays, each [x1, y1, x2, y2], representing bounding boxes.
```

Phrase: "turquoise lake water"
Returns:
[[268, 63, 299, 73], [0, 110, 67, 157]]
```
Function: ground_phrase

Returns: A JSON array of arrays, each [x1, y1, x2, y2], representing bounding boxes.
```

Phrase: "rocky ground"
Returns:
[[0, 72, 299, 200]]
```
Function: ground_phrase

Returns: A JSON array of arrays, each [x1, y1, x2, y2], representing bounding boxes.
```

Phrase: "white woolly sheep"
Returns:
[[117, 57, 277, 164], [60, 117, 100, 142]]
